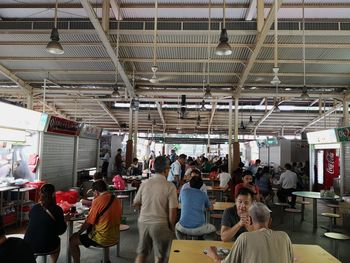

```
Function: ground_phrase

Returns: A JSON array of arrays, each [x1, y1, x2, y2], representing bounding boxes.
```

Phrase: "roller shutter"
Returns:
[[77, 138, 98, 170], [41, 133, 75, 190]]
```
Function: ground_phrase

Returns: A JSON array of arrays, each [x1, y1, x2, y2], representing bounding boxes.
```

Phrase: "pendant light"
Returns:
[[215, 0, 232, 56], [271, 0, 281, 112], [300, 0, 309, 99], [46, 0, 64, 55]]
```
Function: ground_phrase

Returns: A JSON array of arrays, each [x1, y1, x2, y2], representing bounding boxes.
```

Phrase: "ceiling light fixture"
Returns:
[[215, 0, 232, 56], [46, 0, 64, 55], [204, 85, 212, 99]]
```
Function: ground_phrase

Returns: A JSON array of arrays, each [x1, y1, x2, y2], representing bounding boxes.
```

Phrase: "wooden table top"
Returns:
[[207, 186, 226, 191], [213, 202, 234, 211], [169, 240, 341, 263]]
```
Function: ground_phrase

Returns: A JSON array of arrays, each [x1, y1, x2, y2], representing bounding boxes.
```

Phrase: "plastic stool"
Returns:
[[285, 208, 301, 234], [34, 247, 60, 263], [324, 232, 350, 259], [95, 241, 119, 263], [321, 213, 340, 232]]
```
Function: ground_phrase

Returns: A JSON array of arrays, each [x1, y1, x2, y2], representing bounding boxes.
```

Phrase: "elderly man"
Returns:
[[208, 202, 293, 263], [167, 153, 187, 187], [220, 188, 254, 242], [134, 156, 178, 263]]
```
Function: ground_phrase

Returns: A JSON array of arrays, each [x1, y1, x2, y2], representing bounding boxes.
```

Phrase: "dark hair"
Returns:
[[219, 165, 228, 173], [189, 161, 196, 166], [189, 176, 203, 189], [154, 156, 170, 173], [179, 154, 187, 160], [117, 148, 122, 152], [284, 163, 292, 170], [133, 158, 138, 162], [262, 166, 270, 174], [255, 159, 261, 164], [40, 184, 56, 209], [191, 168, 201, 178], [92, 180, 107, 192], [236, 187, 254, 199], [242, 170, 253, 177], [93, 172, 103, 181], [0, 215, 5, 236]]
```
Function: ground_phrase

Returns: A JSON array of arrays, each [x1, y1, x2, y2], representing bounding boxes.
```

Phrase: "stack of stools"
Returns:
[[296, 199, 310, 221], [321, 212, 340, 232], [274, 202, 290, 224], [324, 232, 350, 260], [284, 208, 302, 234]]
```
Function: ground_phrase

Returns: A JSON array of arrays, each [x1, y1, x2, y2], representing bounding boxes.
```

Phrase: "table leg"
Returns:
[[67, 221, 73, 263], [313, 199, 317, 229]]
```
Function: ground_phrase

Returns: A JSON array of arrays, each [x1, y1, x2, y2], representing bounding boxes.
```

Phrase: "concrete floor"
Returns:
[[6, 198, 350, 263]]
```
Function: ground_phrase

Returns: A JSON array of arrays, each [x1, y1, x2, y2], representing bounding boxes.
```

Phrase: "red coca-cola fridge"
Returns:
[[323, 149, 339, 189]]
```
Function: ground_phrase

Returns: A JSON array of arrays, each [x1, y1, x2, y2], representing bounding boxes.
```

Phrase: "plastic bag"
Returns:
[[112, 175, 126, 190]]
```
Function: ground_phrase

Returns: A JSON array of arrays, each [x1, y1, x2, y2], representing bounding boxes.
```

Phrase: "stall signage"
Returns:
[[335, 127, 350, 142], [46, 116, 80, 136], [306, 129, 337, 144], [79, 123, 102, 139], [266, 137, 278, 146]]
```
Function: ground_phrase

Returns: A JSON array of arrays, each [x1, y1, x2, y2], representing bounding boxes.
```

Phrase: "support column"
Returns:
[[133, 109, 138, 158], [228, 100, 233, 174], [207, 129, 211, 155], [126, 107, 133, 168], [343, 98, 349, 127], [27, 93, 33, 110], [233, 98, 240, 171]]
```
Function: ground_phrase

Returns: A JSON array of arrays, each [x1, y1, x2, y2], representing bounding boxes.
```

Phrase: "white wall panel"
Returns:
[[77, 138, 98, 171], [41, 133, 75, 190]]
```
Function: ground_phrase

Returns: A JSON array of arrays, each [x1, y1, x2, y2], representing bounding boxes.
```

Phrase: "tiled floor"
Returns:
[[6, 199, 350, 263]]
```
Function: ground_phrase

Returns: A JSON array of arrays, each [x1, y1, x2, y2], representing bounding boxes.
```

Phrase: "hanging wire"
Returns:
[[223, 0, 226, 28], [302, 0, 306, 87], [153, 0, 158, 66], [273, 0, 278, 68], [207, 0, 211, 86], [54, 0, 58, 28]]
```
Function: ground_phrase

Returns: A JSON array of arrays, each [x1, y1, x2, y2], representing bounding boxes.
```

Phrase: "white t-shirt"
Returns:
[[278, 170, 298, 189], [167, 160, 182, 182], [218, 172, 231, 187]]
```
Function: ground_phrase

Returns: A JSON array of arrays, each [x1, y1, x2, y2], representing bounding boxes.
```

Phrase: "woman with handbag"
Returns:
[[24, 184, 67, 263]]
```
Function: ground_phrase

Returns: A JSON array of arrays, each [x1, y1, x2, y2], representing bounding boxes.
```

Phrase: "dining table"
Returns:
[[292, 191, 340, 229], [168, 240, 340, 263]]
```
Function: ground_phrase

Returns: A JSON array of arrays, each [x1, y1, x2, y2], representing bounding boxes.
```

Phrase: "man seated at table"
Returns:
[[208, 202, 293, 263], [176, 176, 216, 239], [180, 168, 207, 198], [183, 161, 196, 181], [277, 163, 298, 208], [220, 188, 254, 242], [69, 180, 122, 263]]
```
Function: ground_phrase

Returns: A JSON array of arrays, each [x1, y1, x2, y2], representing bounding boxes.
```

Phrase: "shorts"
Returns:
[[79, 234, 99, 248], [136, 222, 174, 259]]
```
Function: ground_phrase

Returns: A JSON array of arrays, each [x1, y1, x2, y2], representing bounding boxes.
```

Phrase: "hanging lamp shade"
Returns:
[[249, 115, 253, 123], [203, 86, 212, 99], [215, 29, 232, 56], [46, 28, 64, 55], [300, 87, 309, 99]]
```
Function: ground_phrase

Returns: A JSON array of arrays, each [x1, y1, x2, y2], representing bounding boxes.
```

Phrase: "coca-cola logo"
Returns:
[[326, 151, 335, 175], [338, 128, 350, 139]]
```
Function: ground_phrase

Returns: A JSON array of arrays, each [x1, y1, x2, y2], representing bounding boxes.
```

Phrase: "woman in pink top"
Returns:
[[234, 170, 260, 201]]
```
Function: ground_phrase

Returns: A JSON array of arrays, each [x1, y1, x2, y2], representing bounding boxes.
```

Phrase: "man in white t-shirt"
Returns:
[[167, 154, 186, 187], [277, 163, 298, 208], [217, 166, 231, 189]]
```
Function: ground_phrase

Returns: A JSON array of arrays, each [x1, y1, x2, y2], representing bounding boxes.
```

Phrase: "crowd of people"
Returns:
[[0, 147, 310, 263]]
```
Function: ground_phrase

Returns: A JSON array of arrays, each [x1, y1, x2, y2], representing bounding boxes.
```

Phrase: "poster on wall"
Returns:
[[335, 127, 350, 142]]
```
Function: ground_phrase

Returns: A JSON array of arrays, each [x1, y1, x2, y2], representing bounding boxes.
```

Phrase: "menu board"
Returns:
[[79, 123, 102, 139], [306, 129, 338, 144]]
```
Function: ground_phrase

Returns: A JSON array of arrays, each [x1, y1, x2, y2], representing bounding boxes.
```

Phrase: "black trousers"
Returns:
[[101, 161, 109, 177], [277, 188, 296, 208]]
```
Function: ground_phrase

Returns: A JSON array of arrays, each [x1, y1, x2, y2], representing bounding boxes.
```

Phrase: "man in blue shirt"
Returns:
[[176, 176, 216, 239], [167, 154, 186, 187]]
